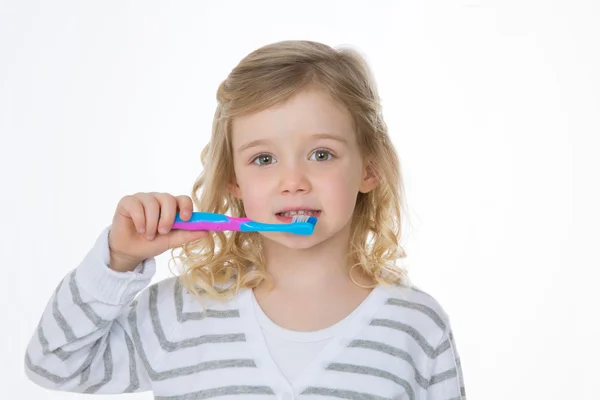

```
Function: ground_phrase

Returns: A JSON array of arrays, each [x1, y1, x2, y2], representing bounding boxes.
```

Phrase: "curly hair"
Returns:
[[169, 40, 411, 301]]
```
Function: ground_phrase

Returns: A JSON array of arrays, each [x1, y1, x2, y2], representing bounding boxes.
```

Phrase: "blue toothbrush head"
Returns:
[[289, 215, 318, 235], [239, 214, 318, 235]]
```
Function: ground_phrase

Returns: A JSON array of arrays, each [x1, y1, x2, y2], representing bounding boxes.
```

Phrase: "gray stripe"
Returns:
[[370, 319, 435, 358], [427, 330, 465, 397], [449, 330, 466, 396], [40, 272, 110, 362], [149, 285, 246, 351], [123, 332, 140, 393], [25, 337, 103, 384], [396, 283, 425, 293], [434, 339, 450, 358], [37, 324, 75, 361], [429, 367, 457, 386], [80, 363, 91, 385], [349, 340, 428, 389], [385, 298, 446, 331], [84, 332, 113, 393], [327, 363, 414, 400], [155, 385, 274, 400], [408, 286, 426, 294], [174, 279, 239, 322], [128, 305, 256, 381], [52, 278, 76, 342], [70, 271, 111, 328], [301, 387, 389, 400]]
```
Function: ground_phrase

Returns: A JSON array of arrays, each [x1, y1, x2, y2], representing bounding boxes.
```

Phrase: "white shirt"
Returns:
[[252, 290, 354, 384], [24, 225, 467, 399]]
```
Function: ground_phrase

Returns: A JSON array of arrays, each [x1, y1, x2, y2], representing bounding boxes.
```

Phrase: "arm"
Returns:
[[24, 226, 156, 394], [426, 322, 467, 400]]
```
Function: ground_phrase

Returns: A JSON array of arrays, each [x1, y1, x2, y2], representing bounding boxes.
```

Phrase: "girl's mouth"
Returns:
[[275, 210, 321, 223]]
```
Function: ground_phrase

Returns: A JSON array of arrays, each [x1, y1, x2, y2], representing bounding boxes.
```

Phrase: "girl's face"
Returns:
[[230, 87, 378, 250]]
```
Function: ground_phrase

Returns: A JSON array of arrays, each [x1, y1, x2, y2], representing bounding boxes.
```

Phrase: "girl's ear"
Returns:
[[228, 182, 242, 199], [359, 161, 380, 194]]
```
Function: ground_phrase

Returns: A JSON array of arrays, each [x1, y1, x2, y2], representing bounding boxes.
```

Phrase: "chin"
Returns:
[[260, 231, 327, 250]]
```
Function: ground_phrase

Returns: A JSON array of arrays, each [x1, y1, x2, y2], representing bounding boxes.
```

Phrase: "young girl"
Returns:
[[24, 40, 466, 400]]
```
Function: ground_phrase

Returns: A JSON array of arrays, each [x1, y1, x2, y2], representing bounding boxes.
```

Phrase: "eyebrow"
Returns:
[[237, 133, 348, 152]]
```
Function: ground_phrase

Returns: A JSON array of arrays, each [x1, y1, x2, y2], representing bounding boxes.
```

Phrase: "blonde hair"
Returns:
[[172, 40, 410, 301]]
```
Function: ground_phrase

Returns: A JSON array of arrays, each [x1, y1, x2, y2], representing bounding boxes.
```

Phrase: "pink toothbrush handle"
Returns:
[[171, 217, 251, 231]]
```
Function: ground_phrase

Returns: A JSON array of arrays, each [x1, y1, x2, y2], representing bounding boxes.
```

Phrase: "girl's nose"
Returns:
[[278, 163, 312, 195]]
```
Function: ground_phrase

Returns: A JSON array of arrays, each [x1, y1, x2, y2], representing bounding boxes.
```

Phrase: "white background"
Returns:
[[1, 0, 599, 399]]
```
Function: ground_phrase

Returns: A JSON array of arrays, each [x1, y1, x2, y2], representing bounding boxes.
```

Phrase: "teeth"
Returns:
[[280, 210, 318, 217]]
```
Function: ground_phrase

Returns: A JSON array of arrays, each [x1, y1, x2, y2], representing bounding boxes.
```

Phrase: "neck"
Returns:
[[259, 223, 370, 293]]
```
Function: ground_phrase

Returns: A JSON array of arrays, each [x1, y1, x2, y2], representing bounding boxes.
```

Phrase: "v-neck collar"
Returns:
[[235, 284, 389, 395]]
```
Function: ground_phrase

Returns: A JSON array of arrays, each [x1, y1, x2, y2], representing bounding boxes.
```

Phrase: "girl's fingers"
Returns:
[[176, 195, 194, 221], [154, 193, 178, 234], [137, 193, 160, 239], [119, 195, 146, 233], [166, 228, 208, 249]]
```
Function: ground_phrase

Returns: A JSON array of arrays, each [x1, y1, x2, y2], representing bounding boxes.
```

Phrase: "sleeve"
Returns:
[[24, 226, 157, 394], [426, 319, 467, 400]]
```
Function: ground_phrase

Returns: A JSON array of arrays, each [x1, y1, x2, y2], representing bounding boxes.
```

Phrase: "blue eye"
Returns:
[[252, 154, 276, 166], [310, 149, 333, 161]]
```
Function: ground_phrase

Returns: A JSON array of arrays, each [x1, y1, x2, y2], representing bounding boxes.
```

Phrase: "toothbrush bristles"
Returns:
[[291, 215, 318, 225], [291, 215, 309, 223]]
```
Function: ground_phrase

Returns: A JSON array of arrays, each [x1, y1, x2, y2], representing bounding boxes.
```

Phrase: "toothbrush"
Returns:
[[170, 212, 318, 236]]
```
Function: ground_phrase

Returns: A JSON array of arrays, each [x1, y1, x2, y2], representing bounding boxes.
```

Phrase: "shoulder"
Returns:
[[374, 283, 452, 344], [128, 276, 243, 327], [131, 275, 240, 314], [381, 283, 450, 320]]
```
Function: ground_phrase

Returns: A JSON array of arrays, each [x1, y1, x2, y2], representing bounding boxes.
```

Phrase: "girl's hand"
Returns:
[[108, 192, 207, 272]]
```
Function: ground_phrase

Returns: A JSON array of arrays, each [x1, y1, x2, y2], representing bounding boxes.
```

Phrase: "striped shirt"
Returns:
[[24, 226, 467, 399]]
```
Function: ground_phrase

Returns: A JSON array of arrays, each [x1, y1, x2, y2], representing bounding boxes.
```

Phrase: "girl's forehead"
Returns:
[[231, 89, 354, 142]]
